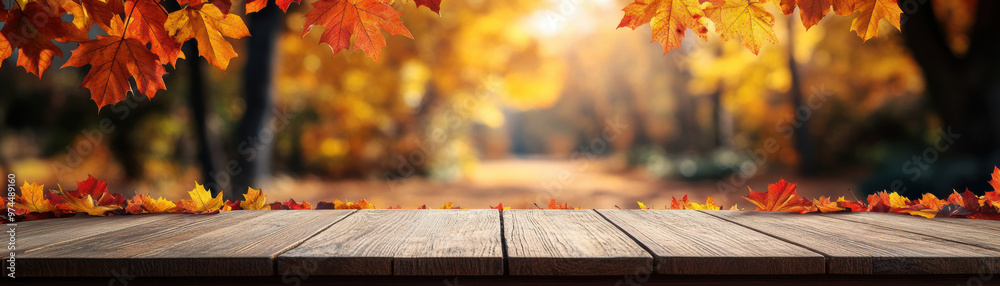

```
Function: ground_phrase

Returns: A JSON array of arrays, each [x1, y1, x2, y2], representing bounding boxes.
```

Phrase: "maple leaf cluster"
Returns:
[[8, 167, 1000, 222], [0, 0, 442, 110], [617, 0, 903, 55]]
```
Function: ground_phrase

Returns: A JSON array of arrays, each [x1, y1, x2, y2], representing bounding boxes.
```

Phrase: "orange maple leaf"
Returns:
[[743, 179, 814, 213], [240, 187, 269, 210], [62, 17, 167, 110], [812, 196, 844, 213], [617, 0, 708, 54], [850, 0, 901, 42], [302, 0, 413, 62], [71, 0, 127, 32], [125, 0, 185, 67], [13, 181, 55, 214], [669, 195, 690, 209], [165, 3, 250, 69], [491, 203, 509, 212], [779, 0, 859, 29], [547, 199, 579, 209]]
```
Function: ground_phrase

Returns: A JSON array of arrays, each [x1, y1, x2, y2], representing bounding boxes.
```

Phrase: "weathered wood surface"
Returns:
[[17, 210, 353, 277], [823, 212, 1000, 251], [503, 210, 653, 275], [705, 210, 1000, 274], [277, 209, 502, 276], [598, 210, 825, 274], [8, 209, 1000, 279]]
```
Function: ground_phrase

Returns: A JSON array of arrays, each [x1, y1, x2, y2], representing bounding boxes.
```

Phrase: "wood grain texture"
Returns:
[[19, 210, 353, 277], [823, 212, 1000, 251], [504, 210, 653, 275], [277, 209, 502, 276], [14, 214, 176, 253], [598, 210, 825, 274], [705, 211, 1000, 274]]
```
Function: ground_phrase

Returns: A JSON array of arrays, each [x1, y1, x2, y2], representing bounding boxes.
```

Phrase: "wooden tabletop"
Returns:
[[9, 210, 1000, 278]]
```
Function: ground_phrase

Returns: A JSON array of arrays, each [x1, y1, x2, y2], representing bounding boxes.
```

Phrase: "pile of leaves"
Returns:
[[7, 167, 1000, 222]]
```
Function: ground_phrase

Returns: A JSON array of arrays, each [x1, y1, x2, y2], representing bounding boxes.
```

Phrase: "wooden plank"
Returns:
[[934, 216, 1000, 232], [705, 211, 1000, 274], [504, 210, 653, 275], [277, 209, 502, 276], [823, 212, 1000, 251], [14, 214, 177, 253], [597, 210, 825, 274], [19, 210, 353, 277]]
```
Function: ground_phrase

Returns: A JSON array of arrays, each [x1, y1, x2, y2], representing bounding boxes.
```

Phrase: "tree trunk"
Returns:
[[899, 0, 1000, 193], [184, 41, 226, 196], [231, 3, 282, 198], [787, 15, 818, 175]]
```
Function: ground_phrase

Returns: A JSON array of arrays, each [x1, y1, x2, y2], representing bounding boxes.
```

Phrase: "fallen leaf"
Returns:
[[240, 187, 269, 210], [743, 179, 814, 213], [180, 182, 224, 213], [13, 181, 55, 214]]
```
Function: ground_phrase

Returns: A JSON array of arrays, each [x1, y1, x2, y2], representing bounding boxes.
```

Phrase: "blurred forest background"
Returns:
[[1, 0, 998, 209]]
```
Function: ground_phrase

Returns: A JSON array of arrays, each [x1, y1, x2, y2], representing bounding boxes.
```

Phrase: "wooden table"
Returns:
[[7, 210, 999, 285]]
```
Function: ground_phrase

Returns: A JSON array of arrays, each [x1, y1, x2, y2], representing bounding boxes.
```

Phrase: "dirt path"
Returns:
[[260, 159, 863, 209]]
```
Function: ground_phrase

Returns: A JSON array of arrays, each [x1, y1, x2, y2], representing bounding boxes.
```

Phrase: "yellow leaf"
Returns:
[[182, 182, 224, 213], [240, 187, 269, 210], [165, 3, 249, 69], [13, 181, 54, 213], [637, 201, 648, 210], [704, 0, 778, 55], [687, 196, 721, 210], [142, 195, 179, 213]]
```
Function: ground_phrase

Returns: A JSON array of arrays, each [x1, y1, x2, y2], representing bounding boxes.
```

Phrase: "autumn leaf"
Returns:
[[687, 196, 722, 210], [180, 182, 224, 213], [836, 196, 866, 212], [412, 0, 441, 14], [140, 195, 180, 213], [62, 17, 167, 110], [51, 185, 119, 216], [850, 0, 902, 42], [302, 0, 413, 62], [917, 193, 945, 211], [704, 0, 778, 55], [637, 201, 648, 210], [166, 3, 250, 69], [126, 0, 185, 67], [73, 0, 127, 32], [437, 202, 463, 209], [743, 179, 814, 213], [491, 203, 509, 212], [780, 0, 859, 29], [13, 181, 55, 214], [1, 1, 88, 78], [245, 0, 267, 13], [547, 199, 578, 210], [240, 187, 269, 210], [812, 196, 844, 213], [326, 199, 375, 209], [270, 199, 313, 210], [126, 195, 144, 214], [617, 0, 708, 53], [275, 0, 301, 12], [988, 167, 1000, 193], [669, 195, 690, 209], [0, 1, 10, 69]]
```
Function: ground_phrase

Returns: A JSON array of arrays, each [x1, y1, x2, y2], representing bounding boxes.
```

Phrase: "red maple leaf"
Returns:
[[1, 1, 88, 78]]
